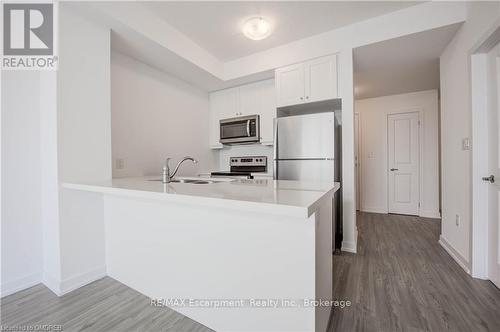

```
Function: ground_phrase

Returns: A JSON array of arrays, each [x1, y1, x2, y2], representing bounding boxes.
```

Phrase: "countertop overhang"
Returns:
[[63, 177, 340, 218]]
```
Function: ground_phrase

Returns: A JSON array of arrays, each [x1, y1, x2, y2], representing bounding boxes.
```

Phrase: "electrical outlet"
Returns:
[[455, 214, 460, 227], [116, 158, 124, 170], [462, 138, 471, 151]]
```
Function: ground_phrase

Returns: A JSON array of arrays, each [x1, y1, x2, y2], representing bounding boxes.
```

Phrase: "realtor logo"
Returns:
[[2, 2, 57, 70]]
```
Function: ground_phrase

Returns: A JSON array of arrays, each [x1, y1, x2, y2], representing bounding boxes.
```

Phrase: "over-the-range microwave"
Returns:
[[219, 114, 260, 144]]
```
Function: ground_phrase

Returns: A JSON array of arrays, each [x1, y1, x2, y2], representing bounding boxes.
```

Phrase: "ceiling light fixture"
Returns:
[[242, 16, 272, 41]]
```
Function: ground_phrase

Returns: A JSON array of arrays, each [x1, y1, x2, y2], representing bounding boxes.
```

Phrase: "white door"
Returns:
[[355, 113, 360, 211], [486, 46, 500, 289], [275, 64, 304, 107], [304, 55, 338, 103], [388, 112, 420, 215]]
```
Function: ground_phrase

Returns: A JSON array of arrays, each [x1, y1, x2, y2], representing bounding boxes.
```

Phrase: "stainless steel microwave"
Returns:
[[219, 115, 260, 144]]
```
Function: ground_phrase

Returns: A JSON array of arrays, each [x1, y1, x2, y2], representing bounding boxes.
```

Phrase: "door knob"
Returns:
[[482, 175, 495, 183], [390, 168, 399, 171]]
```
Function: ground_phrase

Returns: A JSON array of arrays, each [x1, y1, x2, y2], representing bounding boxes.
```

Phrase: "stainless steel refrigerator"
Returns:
[[274, 110, 342, 252]]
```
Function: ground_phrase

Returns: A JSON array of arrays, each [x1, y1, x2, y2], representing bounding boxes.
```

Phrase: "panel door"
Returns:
[[304, 54, 338, 103], [388, 112, 420, 215], [355, 112, 360, 211], [487, 48, 500, 289], [494, 52, 500, 289], [275, 64, 305, 107]]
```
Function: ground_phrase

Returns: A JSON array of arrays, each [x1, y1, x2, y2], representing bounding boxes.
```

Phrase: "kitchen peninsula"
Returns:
[[64, 177, 340, 332]]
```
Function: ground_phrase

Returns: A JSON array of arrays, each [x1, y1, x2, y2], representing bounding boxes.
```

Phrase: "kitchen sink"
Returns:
[[147, 178, 218, 184], [171, 179, 215, 184]]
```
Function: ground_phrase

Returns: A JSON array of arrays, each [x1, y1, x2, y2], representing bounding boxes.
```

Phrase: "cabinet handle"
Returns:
[[300, 97, 303, 100], [306, 96, 309, 99]]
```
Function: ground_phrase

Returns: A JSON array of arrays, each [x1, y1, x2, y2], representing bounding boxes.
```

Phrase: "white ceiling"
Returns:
[[354, 23, 462, 99], [141, 1, 422, 61]]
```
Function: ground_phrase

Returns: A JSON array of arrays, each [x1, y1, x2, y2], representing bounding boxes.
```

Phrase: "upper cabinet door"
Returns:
[[304, 55, 338, 103], [255, 79, 276, 145], [219, 87, 240, 119], [240, 79, 276, 144], [275, 64, 305, 107], [239, 82, 259, 116], [209, 87, 239, 148]]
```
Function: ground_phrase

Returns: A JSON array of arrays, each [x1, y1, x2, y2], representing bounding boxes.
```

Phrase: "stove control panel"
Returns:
[[230, 156, 267, 167]]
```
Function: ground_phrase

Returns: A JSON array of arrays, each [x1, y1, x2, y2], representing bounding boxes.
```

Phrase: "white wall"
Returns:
[[51, 4, 111, 295], [2, 4, 117, 297], [39, 71, 61, 291], [440, 1, 500, 270], [337, 49, 357, 253], [111, 52, 213, 178], [356, 90, 440, 218], [1, 71, 44, 296]]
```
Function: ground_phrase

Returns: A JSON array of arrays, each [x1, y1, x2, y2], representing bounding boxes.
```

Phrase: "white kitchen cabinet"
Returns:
[[209, 87, 238, 149], [305, 55, 338, 103], [257, 79, 276, 145], [275, 54, 338, 107], [275, 63, 304, 107], [239, 82, 259, 116], [209, 79, 276, 149]]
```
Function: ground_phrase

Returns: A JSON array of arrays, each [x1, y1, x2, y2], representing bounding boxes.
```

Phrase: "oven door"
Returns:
[[219, 115, 259, 144]]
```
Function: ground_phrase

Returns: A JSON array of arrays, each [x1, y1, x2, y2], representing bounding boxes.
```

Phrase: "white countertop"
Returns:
[[63, 176, 340, 218]]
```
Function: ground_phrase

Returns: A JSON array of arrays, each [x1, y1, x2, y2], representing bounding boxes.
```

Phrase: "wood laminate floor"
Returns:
[[330, 212, 500, 332], [0, 277, 212, 332], [2, 212, 500, 331]]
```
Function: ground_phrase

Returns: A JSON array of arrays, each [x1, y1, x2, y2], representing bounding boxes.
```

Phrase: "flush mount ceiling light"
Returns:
[[242, 16, 272, 41]]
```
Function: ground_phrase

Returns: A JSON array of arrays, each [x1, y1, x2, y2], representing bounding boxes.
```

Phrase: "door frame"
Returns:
[[355, 112, 361, 211], [470, 21, 500, 279], [386, 109, 423, 216]]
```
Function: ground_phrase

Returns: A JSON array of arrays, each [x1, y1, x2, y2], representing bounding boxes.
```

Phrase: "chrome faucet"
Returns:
[[162, 156, 198, 183]]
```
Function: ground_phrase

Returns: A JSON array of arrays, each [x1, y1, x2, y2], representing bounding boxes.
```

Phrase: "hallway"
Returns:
[[331, 212, 500, 331]]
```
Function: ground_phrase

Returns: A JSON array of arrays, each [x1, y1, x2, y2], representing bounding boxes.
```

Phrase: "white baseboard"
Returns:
[[439, 235, 471, 274], [43, 266, 106, 296], [360, 206, 387, 214], [419, 210, 441, 219], [42, 272, 62, 295], [0, 273, 41, 298], [341, 240, 357, 253]]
